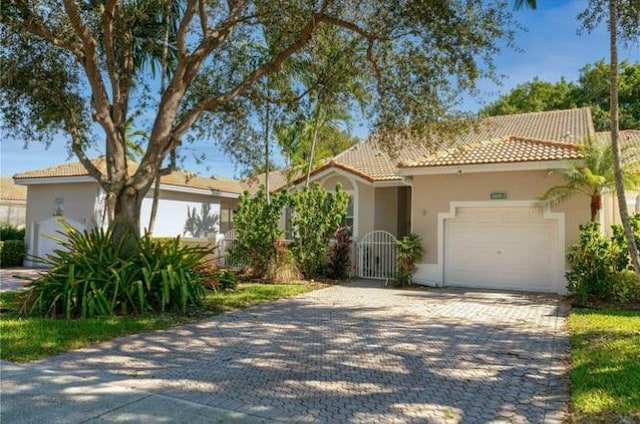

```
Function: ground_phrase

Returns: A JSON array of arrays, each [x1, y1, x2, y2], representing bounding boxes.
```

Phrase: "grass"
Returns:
[[0, 282, 322, 363], [569, 308, 640, 422]]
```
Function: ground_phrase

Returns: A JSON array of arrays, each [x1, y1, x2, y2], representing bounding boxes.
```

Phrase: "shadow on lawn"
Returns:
[[6, 283, 569, 423]]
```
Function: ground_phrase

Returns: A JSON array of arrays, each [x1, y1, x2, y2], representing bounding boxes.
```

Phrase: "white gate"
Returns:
[[357, 231, 397, 279], [217, 229, 237, 267]]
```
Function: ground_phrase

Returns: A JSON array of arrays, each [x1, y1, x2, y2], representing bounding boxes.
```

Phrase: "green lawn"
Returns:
[[0, 283, 322, 363], [570, 308, 640, 422]]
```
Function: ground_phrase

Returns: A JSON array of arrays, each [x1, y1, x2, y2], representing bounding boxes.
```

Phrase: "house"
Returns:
[[0, 176, 27, 228], [282, 107, 635, 294], [14, 158, 244, 266]]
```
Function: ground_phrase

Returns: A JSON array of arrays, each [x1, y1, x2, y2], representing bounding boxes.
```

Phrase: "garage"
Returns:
[[444, 205, 562, 293]]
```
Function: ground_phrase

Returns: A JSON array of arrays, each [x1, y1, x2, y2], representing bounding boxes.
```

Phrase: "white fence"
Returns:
[[356, 231, 397, 280], [217, 229, 237, 267]]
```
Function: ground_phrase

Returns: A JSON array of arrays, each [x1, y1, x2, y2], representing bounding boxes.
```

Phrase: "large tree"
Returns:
[[1, 0, 516, 240], [578, 0, 640, 272], [480, 61, 640, 131]]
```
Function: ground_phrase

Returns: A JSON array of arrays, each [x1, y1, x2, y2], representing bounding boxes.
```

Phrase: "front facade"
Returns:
[[14, 158, 243, 266], [294, 108, 629, 294]]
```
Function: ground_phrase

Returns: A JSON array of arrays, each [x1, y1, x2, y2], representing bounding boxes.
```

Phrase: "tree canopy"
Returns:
[[1, 0, 517, 235], [480, 60, 640, 131]]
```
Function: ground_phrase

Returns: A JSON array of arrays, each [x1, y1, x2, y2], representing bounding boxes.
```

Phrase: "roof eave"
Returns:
[[398, 159, 577, 176]]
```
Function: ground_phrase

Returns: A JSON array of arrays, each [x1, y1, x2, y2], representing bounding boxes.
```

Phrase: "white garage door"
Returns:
[[444, 206, 560, 293]]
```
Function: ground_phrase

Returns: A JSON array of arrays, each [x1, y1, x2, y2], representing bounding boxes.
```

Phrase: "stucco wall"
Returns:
[[411, 170, 591, 264], [374, 187, 398, 236], [140, 189, 222, 237], [321, 175, 354, 192], [25, 182, 100, 261], [601, 190, 639, 234], [0, 201, 26, 227], [356, 182, 374, 238]]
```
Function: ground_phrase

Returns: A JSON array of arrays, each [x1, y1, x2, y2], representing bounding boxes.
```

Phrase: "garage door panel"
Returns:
[[444, 206, 560, 293]]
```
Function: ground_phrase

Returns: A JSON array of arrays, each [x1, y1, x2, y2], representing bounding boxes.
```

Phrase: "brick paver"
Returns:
[[31, 281, 569, 423]]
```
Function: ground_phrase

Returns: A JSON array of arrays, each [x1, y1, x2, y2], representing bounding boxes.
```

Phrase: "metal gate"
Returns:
[[356, 231, 397, 279]]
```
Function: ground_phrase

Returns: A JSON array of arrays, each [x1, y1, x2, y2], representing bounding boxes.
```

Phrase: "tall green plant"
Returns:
[[230, 187, 288, 276], [289, 184, 349, 278], [23, 224, 208, 318], [395, 234, 424, 286], [540, 137, 640, 221]]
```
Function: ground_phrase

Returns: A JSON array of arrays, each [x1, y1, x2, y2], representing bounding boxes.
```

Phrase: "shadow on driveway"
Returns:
[[2, 281, 569, 423]]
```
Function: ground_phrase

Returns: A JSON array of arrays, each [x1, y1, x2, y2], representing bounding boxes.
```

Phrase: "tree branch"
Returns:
[[8, 2, 84, 58], [102, 0, 120, 108], [62, 0, 114, 131], [177, 0, 198, 59], [198, 0, 209, 35]]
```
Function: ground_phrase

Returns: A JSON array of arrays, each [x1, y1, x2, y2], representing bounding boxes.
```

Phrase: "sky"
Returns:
[[1, 0, 639, 180]]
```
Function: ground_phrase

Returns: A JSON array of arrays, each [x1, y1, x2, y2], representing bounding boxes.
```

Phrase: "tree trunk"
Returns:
[[609, 0, 640, 272], [112, 184, 145, 249], [590, 194, 602, 222], [147, 175, 162, 234], [305, 106, 321, 187]]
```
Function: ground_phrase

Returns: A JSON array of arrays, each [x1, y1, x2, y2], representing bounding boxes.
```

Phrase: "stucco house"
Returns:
[[14, 158, 243, 266], [282, 107, 639, 294], [0, 176, 27, 228]]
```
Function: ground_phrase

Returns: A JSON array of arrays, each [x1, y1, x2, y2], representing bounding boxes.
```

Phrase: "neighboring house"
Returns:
[[282, 107, 613, 294], [14, 158, 244, 266], [597, 130, 640, 231], [0, 176, 27, 228]]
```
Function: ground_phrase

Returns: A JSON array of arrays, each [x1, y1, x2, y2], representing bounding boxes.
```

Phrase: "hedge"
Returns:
[[0, 240, 25, 268]]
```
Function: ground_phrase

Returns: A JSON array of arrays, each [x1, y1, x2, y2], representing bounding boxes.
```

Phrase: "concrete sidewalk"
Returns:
[[0, 268, 44, 292], [0, 361, 273, 424]]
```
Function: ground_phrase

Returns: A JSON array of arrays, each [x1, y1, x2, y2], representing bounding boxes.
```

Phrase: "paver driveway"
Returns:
[[15, 281, 569, 423]]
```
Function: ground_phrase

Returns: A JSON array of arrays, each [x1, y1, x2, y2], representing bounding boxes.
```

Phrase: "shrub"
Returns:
[[395, 234, 424, 287], [606, 270, 640, 304], [289, 184, 349, 278], [0, 225, 25, 241], [230, 188, 288, 277], [216, 269, 239, 290], [23, 225, 208, 318], [326, 226, 351, 280], [266, 240, 303, 283], [0, 239, 25, 267], [566, 220, 640, 304], [566, 222, 615, 302]]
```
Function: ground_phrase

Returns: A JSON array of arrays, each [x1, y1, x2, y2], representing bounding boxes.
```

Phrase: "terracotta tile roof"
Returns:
[[400, 136, 582, 168], [14, 157, 244, 194], [325, 107, 594, 181], [243, 170, 291, 193], [596, 130, 640, 166], [596, 130, 640, 145], [0, 177, 27, 201]]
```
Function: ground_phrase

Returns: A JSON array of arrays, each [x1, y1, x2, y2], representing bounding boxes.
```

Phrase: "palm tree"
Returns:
[[607, 0, 640, 272], [541, 138, 640, 222]]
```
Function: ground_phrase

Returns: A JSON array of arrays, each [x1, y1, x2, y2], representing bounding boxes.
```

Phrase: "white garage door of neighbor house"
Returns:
[[444, 206, 560, 293]]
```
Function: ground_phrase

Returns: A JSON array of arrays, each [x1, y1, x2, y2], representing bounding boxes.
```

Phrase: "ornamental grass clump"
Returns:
[[23, 224, 209, 318]]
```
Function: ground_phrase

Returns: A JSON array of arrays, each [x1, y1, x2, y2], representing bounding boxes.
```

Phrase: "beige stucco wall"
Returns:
[[26, 182, 100, 231], [321, 175, 354, 192], [411, 170, 591, 264], [374, 187, 398, 236], [0, 200, 26, 228], [356, 182, 374, 238], [601, 190, 639, 234], [25, 182, 100, 259]]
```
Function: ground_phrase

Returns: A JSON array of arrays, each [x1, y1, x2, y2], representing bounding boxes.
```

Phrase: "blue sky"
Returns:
[[1, 0, 638, 179]]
